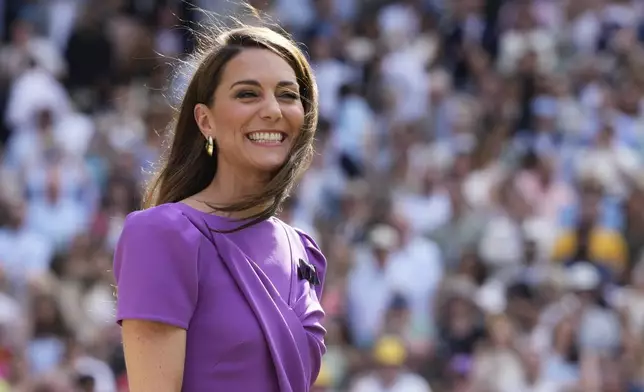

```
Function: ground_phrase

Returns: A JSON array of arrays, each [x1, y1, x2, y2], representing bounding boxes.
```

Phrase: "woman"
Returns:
[[113, 24, 326, 392]]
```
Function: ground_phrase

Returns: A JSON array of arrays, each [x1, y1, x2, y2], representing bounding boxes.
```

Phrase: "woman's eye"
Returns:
[[280, 92, 299, 100], [236, 91, 258, 99]]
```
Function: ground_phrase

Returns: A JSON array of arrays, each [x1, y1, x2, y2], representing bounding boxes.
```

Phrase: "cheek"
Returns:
[[284, 106, 305, 133], [213, 104, 254, 139]]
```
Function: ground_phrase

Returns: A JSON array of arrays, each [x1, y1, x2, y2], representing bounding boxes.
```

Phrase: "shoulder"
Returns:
[[293, 227, 324, 261], [120, 204, 201, 245], [116, 204, 204, 263], [123, 204, 188, 231], [287, 224, 325, 265], [277, 220, 327, 287]]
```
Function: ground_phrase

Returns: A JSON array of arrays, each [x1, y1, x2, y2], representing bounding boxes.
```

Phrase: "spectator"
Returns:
[[350, 335, 432, 392]]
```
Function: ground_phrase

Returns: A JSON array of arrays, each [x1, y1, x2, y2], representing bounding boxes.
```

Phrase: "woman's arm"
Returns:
[[122, 320, 187, 392]]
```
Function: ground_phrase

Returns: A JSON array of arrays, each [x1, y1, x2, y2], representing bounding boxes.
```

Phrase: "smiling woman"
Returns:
[[113, 12, 326, 392]]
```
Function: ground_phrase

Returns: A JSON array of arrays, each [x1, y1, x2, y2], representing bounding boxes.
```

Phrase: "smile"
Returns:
[[246, 131, 286, 144]]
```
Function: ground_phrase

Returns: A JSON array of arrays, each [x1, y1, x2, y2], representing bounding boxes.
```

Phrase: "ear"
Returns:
[[194, 103, 215, 138]]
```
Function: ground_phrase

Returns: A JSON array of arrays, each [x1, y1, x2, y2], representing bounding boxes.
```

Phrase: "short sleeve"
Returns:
[[114, 205, 201, 329]]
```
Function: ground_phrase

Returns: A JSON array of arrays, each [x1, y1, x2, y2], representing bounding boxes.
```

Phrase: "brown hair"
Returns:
[[144, 20, 318, 231]]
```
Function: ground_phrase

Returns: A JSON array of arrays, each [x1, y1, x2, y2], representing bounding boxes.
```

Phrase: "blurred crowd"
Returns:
[[2, 0, 644, 391]]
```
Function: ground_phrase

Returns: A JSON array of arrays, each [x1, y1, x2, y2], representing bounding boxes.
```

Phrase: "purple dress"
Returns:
[[113, 202, 327, 391]]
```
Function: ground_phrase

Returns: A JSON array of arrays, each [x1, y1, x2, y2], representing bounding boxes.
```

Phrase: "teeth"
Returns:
[[248, 132, 283, 142]]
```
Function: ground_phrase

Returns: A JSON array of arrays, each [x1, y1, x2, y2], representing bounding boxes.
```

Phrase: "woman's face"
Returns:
[[195, 48, 305, 181]]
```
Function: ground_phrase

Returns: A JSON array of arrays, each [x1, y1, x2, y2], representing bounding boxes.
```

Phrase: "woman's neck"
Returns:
[[191, 168, 272, 219]]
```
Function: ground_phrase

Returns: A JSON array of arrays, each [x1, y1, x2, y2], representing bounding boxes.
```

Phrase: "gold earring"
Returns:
[[205, 136, 214, 156]]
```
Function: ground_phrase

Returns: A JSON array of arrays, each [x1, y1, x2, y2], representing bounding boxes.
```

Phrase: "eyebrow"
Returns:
[[229, 79, 298, 90]]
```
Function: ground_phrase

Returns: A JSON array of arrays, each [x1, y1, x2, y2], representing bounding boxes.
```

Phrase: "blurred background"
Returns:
[[2, 0, 644, 391]]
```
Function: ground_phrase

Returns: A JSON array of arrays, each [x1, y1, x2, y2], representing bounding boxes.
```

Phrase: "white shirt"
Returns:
[[347, 237, 443, 346], [393, 190, 451, 236]]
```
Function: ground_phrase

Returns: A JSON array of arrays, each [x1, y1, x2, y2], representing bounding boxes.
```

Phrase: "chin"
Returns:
[[250, 157, 289, 173]]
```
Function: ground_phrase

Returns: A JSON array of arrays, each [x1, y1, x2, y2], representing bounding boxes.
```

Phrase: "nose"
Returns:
[[259, 95, 282, 122]]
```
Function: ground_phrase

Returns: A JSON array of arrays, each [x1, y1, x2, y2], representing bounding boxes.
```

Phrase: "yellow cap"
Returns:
[[372, 335, 406, 366]]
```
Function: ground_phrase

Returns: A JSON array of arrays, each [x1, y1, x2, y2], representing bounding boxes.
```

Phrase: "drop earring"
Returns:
[[205, 136, 214, 156]]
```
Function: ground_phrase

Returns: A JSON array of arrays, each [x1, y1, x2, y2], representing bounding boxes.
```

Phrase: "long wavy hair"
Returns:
[[144, 22, 318, 232]]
